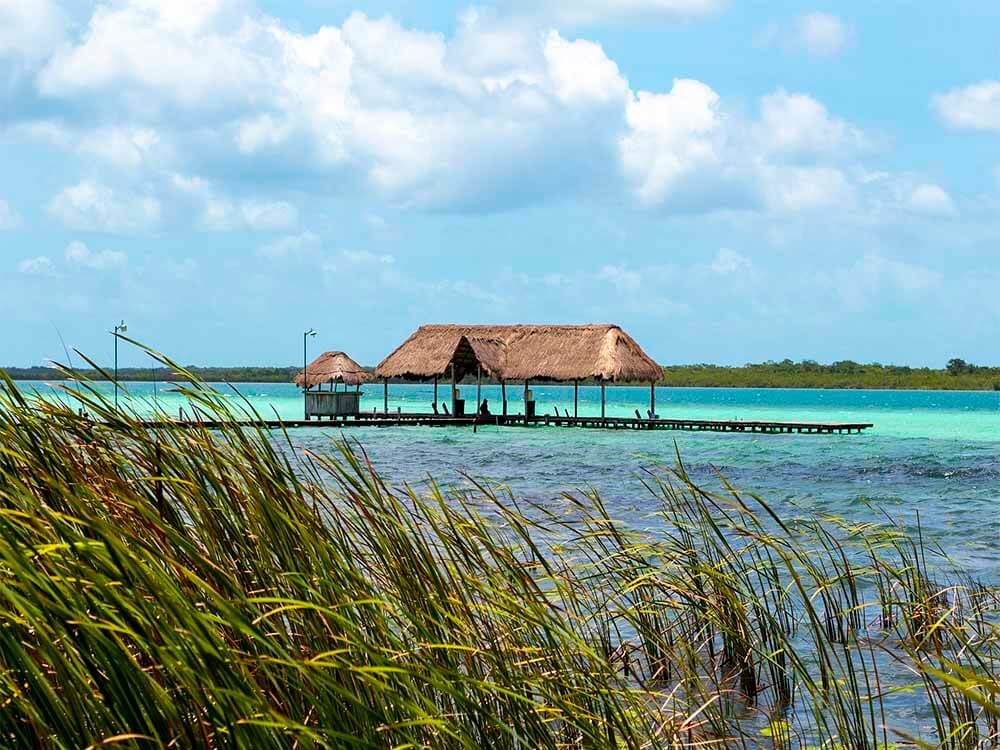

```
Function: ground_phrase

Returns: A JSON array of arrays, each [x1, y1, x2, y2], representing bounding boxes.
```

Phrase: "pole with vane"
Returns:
[[112, 320, 127, 411], [303, 329, 317, 419]]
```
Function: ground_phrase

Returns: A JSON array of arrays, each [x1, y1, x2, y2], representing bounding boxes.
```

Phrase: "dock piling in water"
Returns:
[[138, 413, 874, 435]]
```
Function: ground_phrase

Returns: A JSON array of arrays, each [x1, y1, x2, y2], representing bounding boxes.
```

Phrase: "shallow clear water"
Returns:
[[22, 380, 1000, 582]]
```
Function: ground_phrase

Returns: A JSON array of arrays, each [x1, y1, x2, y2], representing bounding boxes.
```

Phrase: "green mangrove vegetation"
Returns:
[[660, 359, 1000, 391], [0, 358, 996, 748], [9, 357, 1000, 391], [4, 365, 303, 384]]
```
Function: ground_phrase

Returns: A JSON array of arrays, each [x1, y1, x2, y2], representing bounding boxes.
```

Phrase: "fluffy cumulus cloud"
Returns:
[[20, 122, 168, 170], [620, 83, 864, 214], [30, 2, 634, 212], [0, 0, 67, 64], [48, 180, 161, 233], [620, 79, 728, 209], [907, 183, 957, 218], [757, 90, 868, 158], [65, 240, 128, 270], [932, 81, 1000, 132], [759, 165, 856, 213], [6, 0, 918, 223]]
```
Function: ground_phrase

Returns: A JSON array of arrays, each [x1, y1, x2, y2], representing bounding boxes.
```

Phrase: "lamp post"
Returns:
[[112, 320, 127, 411], [303, 328, 317, 419]]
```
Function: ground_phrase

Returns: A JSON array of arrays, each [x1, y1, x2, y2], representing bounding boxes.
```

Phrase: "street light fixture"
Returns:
[[303, 329, 317, 419], [112, 320, 127, 410]]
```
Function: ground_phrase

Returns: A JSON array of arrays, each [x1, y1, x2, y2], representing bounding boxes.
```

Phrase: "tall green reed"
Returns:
[[0, 350, 995, 748]]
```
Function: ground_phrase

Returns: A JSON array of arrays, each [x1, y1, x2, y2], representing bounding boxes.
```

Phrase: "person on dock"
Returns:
[[479, 399, 491, 416]]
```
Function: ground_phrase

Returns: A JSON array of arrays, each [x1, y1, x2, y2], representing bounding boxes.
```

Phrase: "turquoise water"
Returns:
[[19, 381, 1000, 581]]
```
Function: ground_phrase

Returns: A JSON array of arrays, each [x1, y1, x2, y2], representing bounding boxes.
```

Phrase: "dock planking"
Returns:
[[139, 413, 873, 435]]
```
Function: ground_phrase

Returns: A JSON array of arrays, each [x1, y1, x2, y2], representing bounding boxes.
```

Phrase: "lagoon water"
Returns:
[[23, 380, 1000, 584]]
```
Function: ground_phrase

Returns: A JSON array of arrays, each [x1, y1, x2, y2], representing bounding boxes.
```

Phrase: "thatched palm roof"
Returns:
[[294, 351, 370, 388], [374, 325, 662, 383]]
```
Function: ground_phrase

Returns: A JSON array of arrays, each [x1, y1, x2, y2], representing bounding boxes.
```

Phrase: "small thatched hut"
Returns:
[[295, 351, 370, 390], [375, 325, 662, 418]]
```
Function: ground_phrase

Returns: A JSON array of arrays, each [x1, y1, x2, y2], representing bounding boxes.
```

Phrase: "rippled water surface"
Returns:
[[21, 381, 1000, 581]]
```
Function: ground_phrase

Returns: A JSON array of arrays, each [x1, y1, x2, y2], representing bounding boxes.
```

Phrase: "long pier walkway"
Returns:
[[144, 413, 874, 435]]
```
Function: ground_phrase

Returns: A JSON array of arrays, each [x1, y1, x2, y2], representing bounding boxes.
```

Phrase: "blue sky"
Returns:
[[2, 0, 999, 368]]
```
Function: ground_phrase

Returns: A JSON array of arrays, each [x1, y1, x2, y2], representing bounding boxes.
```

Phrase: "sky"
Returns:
[[2, 0, 999, 368]]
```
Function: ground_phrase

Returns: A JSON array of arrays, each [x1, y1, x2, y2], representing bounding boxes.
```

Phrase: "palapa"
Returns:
[[374, 325, 661, 383], [295, 351, 370, 389]]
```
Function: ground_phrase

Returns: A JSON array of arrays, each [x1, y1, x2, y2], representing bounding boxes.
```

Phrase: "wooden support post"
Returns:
[[502, 380, 507, 416], [600, 380, 606, 420], [433, 376, 438, 411], [574, 380, 578, 418], [524, 380, 529, 424], [383, 378, 388, 414], [650, 381, 656, 420], [476, 366, 481, 415], [450, 363, 457, 416]]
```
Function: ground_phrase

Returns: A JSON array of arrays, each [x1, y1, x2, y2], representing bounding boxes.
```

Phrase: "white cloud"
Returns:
[[621, 82, 867, 215], [22, 122, 168, 170], [171, 174, 299, 231], [18, 256, 54, 275], [853, 254, 940, 297], [543, 31, 628, 106], [48, 180, 161, 233], [37, 0, 267, 110], [932, 81, 1000, 132], [0, 199, 20, 229], [0, 0, 66, 64], [760, 165, 856, 213], [597, 264, 643, 292], [241, 200, 298, 231], [520, 0, 726, 26], [65, 240, 128, 270], [27, 1, 878, 222], [620, 79, 726, 208], [758, 90, 868, 158], [171, 174, 232, 229], [795, 12, 848, 56], [710, 249, 751, 275], [35, 5, 631, 211], [258, 231, 320, 258], [907, 183, 957, 218], [757, 12, 849, 57]]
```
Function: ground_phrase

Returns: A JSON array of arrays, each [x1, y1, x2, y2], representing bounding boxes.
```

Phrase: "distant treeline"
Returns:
[[7, 358, 1000, 390], [5, 367, 302, 383], [660, 358, 1000, 391]]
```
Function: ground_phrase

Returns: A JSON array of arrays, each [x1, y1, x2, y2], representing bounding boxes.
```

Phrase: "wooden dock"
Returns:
[[141, 413, 873, 435]]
